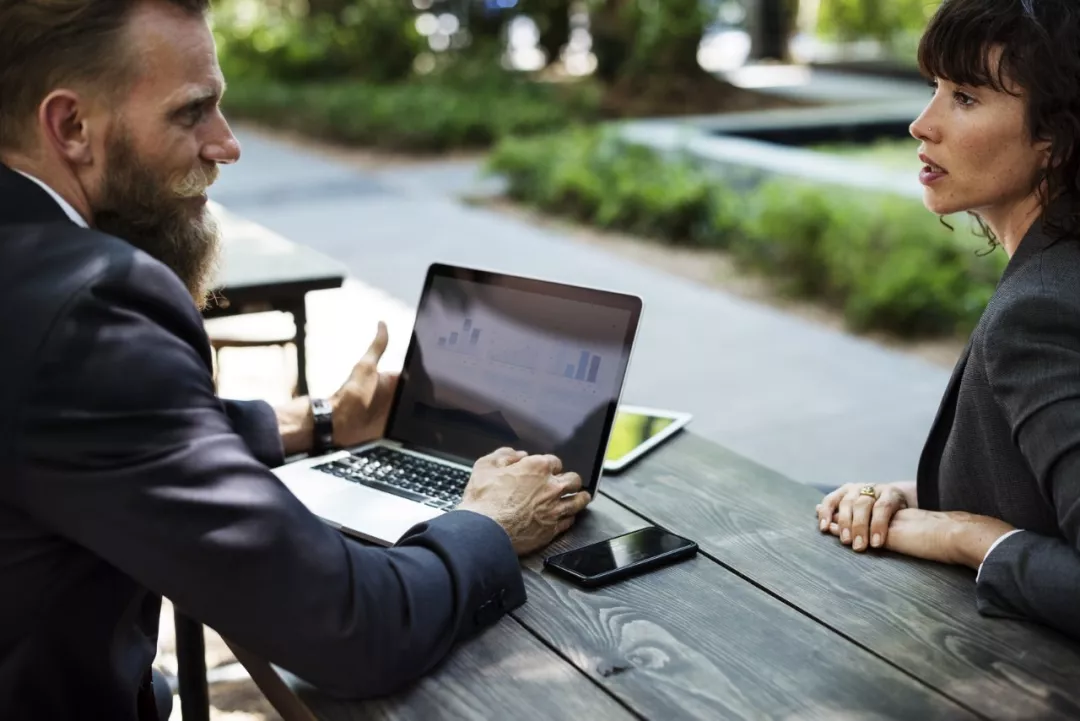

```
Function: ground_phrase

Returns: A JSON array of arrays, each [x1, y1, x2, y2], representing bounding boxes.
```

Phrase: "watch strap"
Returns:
[[311, 397, 335, 455]]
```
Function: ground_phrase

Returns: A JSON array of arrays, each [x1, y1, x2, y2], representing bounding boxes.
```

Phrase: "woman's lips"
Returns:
[[918, 153, 948, 186]]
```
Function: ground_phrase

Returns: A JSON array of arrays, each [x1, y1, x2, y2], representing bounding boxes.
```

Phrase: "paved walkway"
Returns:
[[209, 127, 954, 489]]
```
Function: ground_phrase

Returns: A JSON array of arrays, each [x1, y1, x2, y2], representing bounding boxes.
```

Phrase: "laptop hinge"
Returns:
[[380, 439, 474, 470]]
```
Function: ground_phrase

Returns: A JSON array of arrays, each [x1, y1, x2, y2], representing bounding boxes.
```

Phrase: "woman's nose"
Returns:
[[910, 106, 940, 143]]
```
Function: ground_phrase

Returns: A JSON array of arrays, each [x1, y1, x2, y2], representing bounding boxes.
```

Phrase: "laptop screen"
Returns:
[[385, 264, 642, 492]]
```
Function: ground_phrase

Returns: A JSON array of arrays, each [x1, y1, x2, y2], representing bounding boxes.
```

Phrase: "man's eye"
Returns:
[[182, 106, 205, 125]]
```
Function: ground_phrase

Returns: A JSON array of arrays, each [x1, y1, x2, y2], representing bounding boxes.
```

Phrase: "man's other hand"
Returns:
[[331, 321, 400, 447], [457, 448, 592, 556]]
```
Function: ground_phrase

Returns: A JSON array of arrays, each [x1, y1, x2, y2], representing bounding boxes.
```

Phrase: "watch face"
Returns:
[[312, 398, 333, 417]]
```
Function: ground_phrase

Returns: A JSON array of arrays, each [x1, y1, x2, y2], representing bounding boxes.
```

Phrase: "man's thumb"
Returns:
[[362, 321, 389, 364]]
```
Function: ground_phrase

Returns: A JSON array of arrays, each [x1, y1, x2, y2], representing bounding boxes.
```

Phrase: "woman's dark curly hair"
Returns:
[[919, 0, 1080, 244]]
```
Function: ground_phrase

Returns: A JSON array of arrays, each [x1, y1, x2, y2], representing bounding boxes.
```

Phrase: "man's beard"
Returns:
[[92, 129, 221, 309]]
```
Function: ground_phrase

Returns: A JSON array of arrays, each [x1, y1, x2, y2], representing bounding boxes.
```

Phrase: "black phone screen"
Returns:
[[550, 526, 695, 578]]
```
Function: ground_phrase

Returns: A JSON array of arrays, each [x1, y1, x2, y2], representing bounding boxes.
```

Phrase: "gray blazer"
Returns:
[[918, 215, 1080, 641], [0, 164, 526, 720]]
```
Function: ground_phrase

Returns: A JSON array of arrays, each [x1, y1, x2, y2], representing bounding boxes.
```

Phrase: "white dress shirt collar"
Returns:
[[13, 169, 89, 228]]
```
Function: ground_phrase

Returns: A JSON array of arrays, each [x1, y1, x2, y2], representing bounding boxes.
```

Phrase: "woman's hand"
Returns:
[[816, 481, 916, 552], [883, 509, 1016, 569]]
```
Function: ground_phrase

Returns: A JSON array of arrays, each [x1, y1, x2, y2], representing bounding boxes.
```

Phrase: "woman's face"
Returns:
[[909, 49, 1050, 218]]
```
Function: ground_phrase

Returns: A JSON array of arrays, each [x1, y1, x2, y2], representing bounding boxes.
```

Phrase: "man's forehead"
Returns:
[[123, 1, 220, 98]]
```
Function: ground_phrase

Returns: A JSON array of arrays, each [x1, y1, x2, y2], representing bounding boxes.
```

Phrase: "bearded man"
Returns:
[[0, 2, 590, 719]]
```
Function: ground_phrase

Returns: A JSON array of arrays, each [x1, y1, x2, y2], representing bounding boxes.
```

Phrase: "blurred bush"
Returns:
[[489, 129, 723, 244], [221, 73, 601, 153], [816, 0, 940, 42], [487, 129, 1006, 337], [589, 0, 710, 82], [213, 0, 421, 83], [213, 0, 604, 151]]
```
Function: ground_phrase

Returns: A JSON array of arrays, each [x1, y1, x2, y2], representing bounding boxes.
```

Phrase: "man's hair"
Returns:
[[0, 0, 210, 152], [919, 0, 1080, 243]]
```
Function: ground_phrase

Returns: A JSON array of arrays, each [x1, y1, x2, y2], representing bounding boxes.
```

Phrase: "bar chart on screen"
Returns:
[[437, 317, 484, 358], [435, 316, 607, 392], [487, 342, 604, 384], [548, 345, 603, 384]]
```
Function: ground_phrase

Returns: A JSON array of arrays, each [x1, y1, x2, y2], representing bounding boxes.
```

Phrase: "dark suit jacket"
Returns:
[[0, 164, 526, 720], [917, 215, 1080, 641]]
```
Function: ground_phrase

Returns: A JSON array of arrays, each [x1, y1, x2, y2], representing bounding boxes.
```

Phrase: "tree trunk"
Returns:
[[590, 0, 632, 83], [590, 0, 758, 117], [467, 0, 515, 52], [535, 0, 573, 66], [750, 0, 797, 61], [620, 0, 709, 80]]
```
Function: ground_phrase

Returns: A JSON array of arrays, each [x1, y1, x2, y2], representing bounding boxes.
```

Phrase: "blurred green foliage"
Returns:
[[488, 128, 722, 243], [221, 72, 601, 153], [487, 129, 1006, 337], [212, 0, 421, 83], [213, 0, 608, 151], [816, 0, 941, 46], [590, 0, 710, 82]]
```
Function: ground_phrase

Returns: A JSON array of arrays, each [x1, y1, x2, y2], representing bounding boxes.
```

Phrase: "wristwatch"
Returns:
[[310, 397, 335, 455]]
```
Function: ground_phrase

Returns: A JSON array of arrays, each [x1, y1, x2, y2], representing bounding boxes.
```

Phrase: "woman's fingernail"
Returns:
[[819, 518, 828, 531], [841, 529, 851, 543], [854, 535, 864, 550], [872, 533, 882, 547]]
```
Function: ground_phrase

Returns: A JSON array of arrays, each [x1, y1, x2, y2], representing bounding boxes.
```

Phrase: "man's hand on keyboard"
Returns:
[[457, 448, 592, 556]]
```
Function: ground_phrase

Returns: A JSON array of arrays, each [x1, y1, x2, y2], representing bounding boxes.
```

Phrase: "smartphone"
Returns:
[[543, 526, 698, 588]]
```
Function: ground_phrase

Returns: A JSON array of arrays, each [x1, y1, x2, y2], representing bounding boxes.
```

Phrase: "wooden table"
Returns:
[[232, 432, 1080, 720], [176, 204, 347, 721]]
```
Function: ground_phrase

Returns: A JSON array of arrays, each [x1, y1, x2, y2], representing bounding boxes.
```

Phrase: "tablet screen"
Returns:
[[604, 410, 679, 464]]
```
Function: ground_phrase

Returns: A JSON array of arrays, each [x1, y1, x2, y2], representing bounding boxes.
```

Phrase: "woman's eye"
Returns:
[[953, 91, 975, 107]]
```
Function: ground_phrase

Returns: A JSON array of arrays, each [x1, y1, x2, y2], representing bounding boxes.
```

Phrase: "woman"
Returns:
[[816, 0, 1080, 641]]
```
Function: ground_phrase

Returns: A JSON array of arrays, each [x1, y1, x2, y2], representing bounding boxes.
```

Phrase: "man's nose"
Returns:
[[203, 134, 241, 165]]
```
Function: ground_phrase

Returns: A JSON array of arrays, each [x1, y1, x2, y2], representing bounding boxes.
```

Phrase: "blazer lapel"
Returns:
[[0, 163, 75, 226], [916, 337, 972, 511], [915, 209, 1060, 509]]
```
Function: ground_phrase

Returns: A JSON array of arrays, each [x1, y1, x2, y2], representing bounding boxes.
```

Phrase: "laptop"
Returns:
[[274, 263, 644, 546]]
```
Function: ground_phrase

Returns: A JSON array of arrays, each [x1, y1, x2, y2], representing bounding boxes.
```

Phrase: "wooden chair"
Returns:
[[204, 311, 299, 397]]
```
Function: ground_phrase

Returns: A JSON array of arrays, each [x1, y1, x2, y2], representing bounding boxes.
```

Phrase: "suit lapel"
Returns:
[[916, 212, 1058, 508], [915, 337, 972, 511], [0, 163, 74, 226]]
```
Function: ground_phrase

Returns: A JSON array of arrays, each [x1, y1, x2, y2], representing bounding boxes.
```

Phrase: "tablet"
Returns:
[[602, 405, 692, 473]]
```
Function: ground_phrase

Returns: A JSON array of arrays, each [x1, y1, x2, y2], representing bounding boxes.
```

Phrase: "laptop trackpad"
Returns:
[[290, 476, 444, 545]]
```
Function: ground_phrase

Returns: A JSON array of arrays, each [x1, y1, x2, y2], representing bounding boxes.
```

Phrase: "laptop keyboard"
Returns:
[[313, 446, 470, 510]]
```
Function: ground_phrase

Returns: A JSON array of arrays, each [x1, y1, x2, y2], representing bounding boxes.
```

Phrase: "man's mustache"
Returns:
[[173, 164, 218, 198]]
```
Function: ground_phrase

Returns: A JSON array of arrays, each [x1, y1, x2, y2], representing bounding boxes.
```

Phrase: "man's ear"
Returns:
[[38, 90, 96, 166]]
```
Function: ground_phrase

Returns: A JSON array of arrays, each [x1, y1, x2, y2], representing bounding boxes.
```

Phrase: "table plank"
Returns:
[[604, 432, 1080, 720], [514, 495, 975, 721], [275, 610, 635, 721], [209, 202, 347, 293]]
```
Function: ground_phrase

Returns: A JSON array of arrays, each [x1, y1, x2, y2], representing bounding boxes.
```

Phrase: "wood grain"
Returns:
[[603, 432, 1080, 720], [514, 495, 974, 721], [271, 611, 634, 721]]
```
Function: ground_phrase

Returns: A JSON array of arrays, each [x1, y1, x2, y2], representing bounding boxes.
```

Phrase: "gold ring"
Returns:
[[859, 485, 878, 499]]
